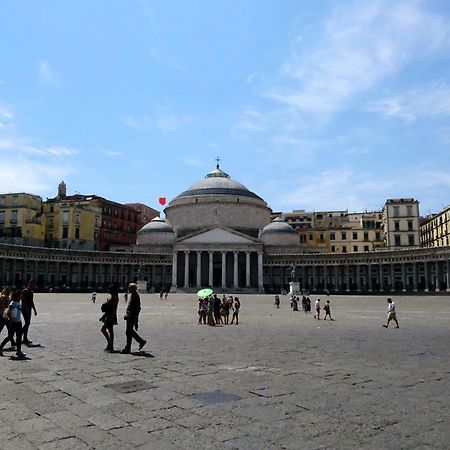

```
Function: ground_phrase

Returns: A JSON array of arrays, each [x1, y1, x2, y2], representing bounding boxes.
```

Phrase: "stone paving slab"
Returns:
[[0, 292, 449, 449]]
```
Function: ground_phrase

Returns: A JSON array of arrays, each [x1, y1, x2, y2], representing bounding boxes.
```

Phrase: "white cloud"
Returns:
[[121, 113, 191, 132], [264, 0, 450, 117], [0, 138, 77, 157], [104, 149, 123, 157], [0, 156, 73, 194], [180, 158, 203, 167], [38, 60, 62, 87], [0, 106, 13, 120], [366, 82, 450, 123]]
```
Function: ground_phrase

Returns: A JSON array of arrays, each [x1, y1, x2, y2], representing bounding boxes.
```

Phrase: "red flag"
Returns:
[[159, 197, 166, 206]]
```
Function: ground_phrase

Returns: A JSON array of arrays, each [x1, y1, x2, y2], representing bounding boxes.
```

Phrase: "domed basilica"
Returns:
[[136, 163, 293, 291]]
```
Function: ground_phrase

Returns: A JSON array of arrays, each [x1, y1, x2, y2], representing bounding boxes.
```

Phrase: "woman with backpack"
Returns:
[[100, 285, 119, 352]]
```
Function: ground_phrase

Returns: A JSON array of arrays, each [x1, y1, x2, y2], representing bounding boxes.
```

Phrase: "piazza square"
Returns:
[[0, 292, 449, 449]]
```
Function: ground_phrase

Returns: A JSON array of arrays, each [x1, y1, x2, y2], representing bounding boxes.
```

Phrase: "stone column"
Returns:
[[379, 263, 384, 292], [413, 262, 418, 292], [323, 266, 327, 290], [345, 264, 350, 292], [424, 261, 429, 292], [334, 265, 339, 292], [402, 263, 407, 292], [196, 251, 202, 288], [435, 261, 440, 292], [390, 263, 395, 292], [171, 252, 177, 288], [356, 265, 361, 292], [312, 266, 317, 291], [245, 252, 251, 288], [447, 259, 450, 292], [208, 252, 213, 287], [233, 252, 239, 289], [184, 251, 189, 288], [257, 252, 264, 292], [221, 252, 226, 288], [368, 263, 373, 292]]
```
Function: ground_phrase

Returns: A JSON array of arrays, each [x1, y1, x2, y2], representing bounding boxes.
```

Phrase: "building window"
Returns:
[[394, 221, 400, 231], [341, 232, 347, 240], [393, 206, 400, 217], [0, 197, 4, 207], [11, 211, 17, 224], [331, 246, 335, 252], [353, 245, 358, 252], [63, 211, 69, 224], [308, 234, 313, 241], [407, 205, 413, 216], [342, 246, 347, 253], [330, 233, 335, 240], [408, 234, 415, 246], [376, 232, 381, 241], [394, 235, 401, 246], [0, 211, 4, 224], [364, 245, 369, 252], [76, 213, 80, 224], [62, 227, 68, 239], [12, 196, 18, 207], [320, 234, 324, 241], [352, 232, 358, 240], [408, 220, 413, 231], [364, 232, 369, 241], [75, 227, 80, 239]]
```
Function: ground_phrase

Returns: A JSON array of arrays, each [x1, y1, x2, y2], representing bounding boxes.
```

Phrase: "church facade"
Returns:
[[0, 164, 449, 293]]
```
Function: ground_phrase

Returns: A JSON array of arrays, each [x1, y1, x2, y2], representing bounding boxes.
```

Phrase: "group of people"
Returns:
[[198, 294, 240, 326], [0, 280, 37, 359], [99, 283, 147, 354]]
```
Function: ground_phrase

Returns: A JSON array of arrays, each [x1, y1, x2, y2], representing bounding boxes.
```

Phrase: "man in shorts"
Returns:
[[383, 298, 399, 328]]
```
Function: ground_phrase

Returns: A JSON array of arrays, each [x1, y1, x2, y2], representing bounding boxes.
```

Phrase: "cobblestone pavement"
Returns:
[[0, 293, 449, 449]]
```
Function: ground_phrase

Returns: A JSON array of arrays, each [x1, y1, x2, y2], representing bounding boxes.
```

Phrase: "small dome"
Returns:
[[260, 217, 295, 235], [138, 217, 174, 234]]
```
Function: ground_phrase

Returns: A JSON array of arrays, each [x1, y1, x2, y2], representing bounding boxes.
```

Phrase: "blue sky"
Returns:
[[1, 0, 450, 216]]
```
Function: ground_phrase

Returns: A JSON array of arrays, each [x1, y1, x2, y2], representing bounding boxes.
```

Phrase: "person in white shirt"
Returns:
[[383, 298, 399, 328], [313, 299, 321, 319]]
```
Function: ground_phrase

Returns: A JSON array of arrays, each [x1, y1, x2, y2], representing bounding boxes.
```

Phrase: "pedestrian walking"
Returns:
[[92, 291, 97, 303], [382, 298, 399, 328], [313, 298, 321, 319], [323, 300, 334, 320], [121, 283, 147, 353], [100, 285, 119, 352], [21, 280, 37, 346], [230, 297, 240, 325], [274, 295, 280, 309], [0, 287, 14, 346], [0, 290, 26, 358]]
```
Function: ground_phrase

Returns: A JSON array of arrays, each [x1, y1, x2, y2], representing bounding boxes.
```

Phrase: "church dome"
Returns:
[[173, 165, 264, 201], [139, 217, 174, 233], [164, 163, 272, 237], [260, 217, 295, 235]]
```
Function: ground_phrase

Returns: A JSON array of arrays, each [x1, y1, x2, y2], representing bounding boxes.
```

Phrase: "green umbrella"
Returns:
[[197, 288, 213, 298]]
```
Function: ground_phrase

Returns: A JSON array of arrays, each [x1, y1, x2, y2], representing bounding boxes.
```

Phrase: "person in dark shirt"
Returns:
[[100, 285, 119, 352], [21, 280, 37, 346], [121, 283, 147, 354]]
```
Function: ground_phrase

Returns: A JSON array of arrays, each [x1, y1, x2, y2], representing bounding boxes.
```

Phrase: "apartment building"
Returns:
[[0, 193, 45, 246], [383, 198, 420, 248], [420, 205, 450, 247]]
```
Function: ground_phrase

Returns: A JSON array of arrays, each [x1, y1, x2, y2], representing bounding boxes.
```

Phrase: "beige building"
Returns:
[[420, 205, 450, 248], [0, 193, 45, 246], [383, 198, 420, 248]]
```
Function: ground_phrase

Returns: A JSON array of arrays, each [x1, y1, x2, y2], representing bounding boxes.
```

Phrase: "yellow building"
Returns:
[[0, 193, 46, 246], [44, 197, 101, 250], [420, 205, 450, 248]]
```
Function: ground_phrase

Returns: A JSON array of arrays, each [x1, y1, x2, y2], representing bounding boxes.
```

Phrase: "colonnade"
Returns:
[[266, 259, 450, 293], [171, 250, 264, 290]]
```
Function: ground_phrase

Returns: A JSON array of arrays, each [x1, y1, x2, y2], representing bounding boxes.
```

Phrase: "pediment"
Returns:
[[178, 227, 258, 244]]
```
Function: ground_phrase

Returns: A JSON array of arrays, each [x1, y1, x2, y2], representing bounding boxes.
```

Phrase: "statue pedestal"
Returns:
[[136, 280, 147, 294], [289, 281, 300, 296]]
